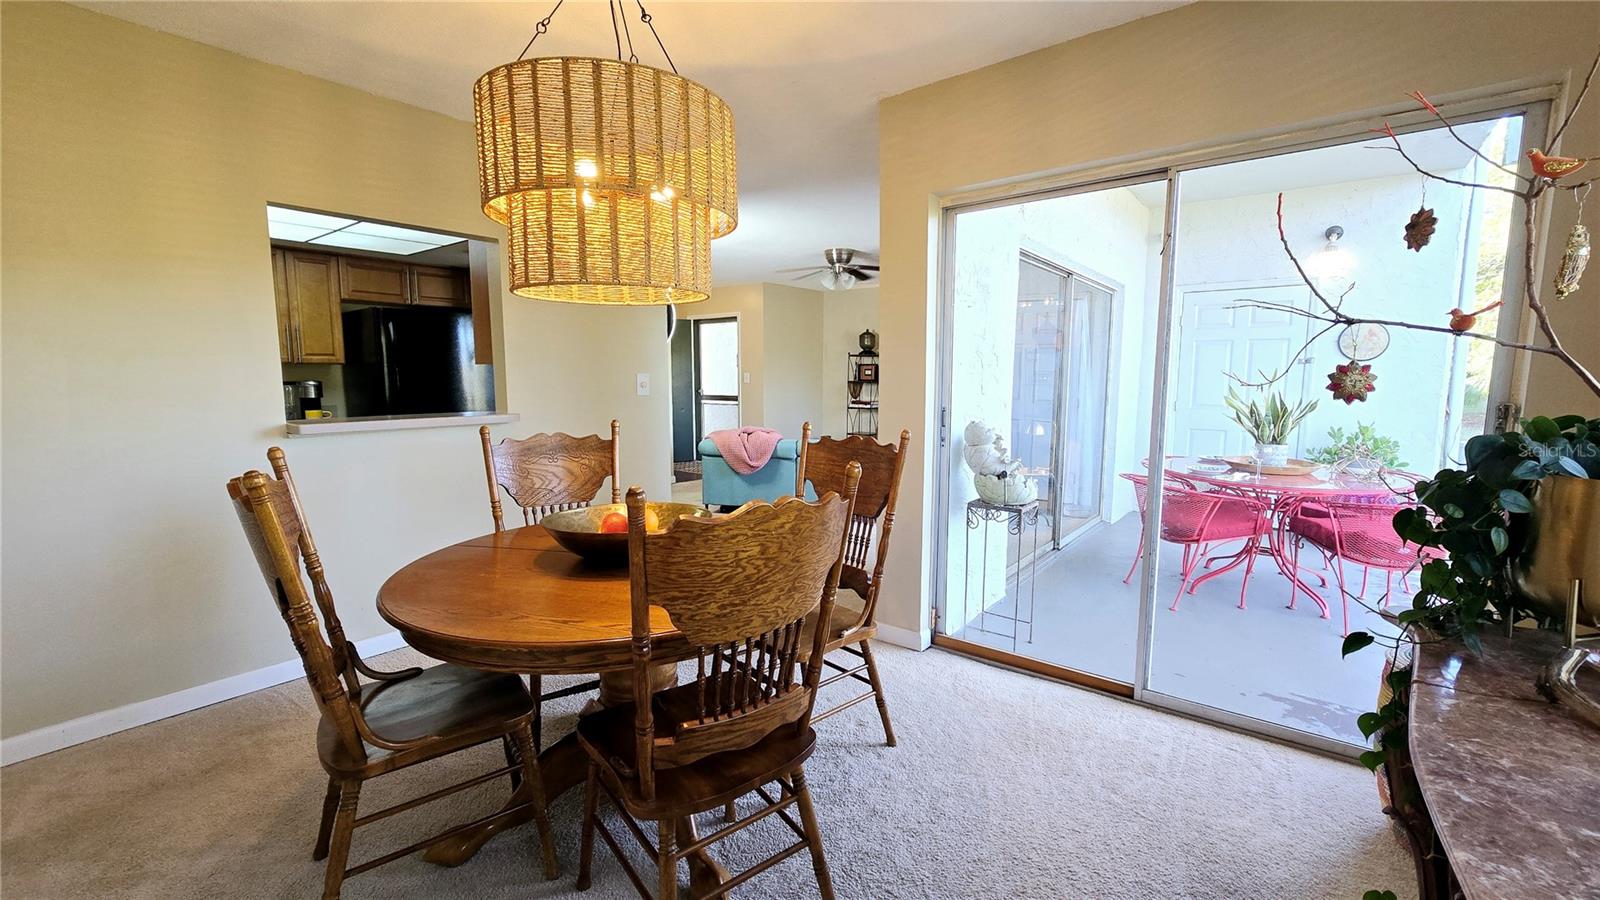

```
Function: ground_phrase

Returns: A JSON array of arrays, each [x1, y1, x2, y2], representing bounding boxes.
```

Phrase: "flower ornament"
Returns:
[[1404, 206, 1437, 251], [1327, 363, 1377, 404]]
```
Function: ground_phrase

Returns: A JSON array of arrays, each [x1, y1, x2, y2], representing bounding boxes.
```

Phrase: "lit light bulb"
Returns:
[[1304, 225, 1355, 284], [581, 190, 595, 208], [574, 159, 599, 180], [819, 271, 857, 291], [661, 185, 675, 200]]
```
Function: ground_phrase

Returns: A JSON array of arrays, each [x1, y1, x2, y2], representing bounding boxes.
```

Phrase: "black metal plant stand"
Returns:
[[962, 498, 1041, 646]]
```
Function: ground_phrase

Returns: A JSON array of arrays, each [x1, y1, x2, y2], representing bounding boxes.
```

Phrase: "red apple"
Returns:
[[599, 512, 628, 534]]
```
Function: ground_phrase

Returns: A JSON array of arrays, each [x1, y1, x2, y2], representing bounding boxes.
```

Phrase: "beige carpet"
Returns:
[[1, 645, 1414, 899]]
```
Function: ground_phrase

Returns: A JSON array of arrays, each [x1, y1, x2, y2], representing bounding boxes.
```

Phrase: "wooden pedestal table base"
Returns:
[[378, 525, 730, 890]]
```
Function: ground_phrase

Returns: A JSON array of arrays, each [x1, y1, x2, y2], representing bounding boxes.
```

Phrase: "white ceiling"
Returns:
[[76, 0, 1185, 286]]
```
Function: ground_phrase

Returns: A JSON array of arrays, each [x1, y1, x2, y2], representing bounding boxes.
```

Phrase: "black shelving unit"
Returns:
[[846, 352, 879, 438]]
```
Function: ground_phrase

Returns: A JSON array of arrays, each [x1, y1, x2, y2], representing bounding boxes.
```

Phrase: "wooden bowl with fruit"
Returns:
[[540, 502, 713, 563]]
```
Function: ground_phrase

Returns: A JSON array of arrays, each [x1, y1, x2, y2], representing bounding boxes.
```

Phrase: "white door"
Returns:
[[1170, 285, 1315, 458]]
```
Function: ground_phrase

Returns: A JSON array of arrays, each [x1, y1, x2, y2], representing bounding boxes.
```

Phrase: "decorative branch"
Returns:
[[1550, 45, 1600, 150], [1275, 193, 1343, 317], [1408, 91, 1527, 184], [1369, 123, 1528, 198], [1238, 43, 1600, 402], [1226, 321, 1339, 389], [1232, 297, 1559, 357]]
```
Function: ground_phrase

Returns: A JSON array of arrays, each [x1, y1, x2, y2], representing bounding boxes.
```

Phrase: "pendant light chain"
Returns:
[[512, 0, 676, 73], [608, 0, 623, 61], [636, 1, 677, 74], [619, 0, 639, 64], [516, 0, 565, 61]]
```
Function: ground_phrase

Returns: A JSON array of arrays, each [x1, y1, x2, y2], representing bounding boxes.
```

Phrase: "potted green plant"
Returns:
[[1348, 416, 1600, 765], [1308, 423, 1408, 477], [1224, 387, 1317, 467]]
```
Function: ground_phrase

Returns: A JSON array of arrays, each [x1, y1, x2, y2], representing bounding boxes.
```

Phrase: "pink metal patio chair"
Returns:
[[1284, 496, 1437, 636], [1120, 473, 1270, 611]]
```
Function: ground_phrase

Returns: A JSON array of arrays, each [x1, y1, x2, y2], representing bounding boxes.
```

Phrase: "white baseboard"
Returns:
[[5, 622, 930, 766], [875, 621, 930, 651], [1, 630, 408, 767]]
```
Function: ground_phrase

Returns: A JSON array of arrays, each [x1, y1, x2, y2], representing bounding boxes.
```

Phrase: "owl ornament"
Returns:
[[1326, 363, 1377, 405], [1555, 223, 1590, 301]]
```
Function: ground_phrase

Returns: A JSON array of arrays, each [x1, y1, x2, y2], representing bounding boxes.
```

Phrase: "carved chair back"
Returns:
[[794, 424, 909, 631], [228, 464, 368, 763], [480, 421, 621, 530], [623, 467, 860, 802]]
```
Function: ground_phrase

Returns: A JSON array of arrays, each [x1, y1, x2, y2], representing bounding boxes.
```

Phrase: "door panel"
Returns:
[[284, 250, 344, 364], [338, 256, 410, 305], [1172, 285, 1310, 458], [670, 324, 696, 462], [693, 318, 740, 445]]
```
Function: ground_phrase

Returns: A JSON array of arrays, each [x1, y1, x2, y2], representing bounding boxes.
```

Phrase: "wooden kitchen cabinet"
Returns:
[[276, 248, 345, 364], [338, 256, 410, 305], [337, 256, 466, 307], [272, 248, 292, 362], [273, 246, 470, 362], [411, 265, 469, 308]]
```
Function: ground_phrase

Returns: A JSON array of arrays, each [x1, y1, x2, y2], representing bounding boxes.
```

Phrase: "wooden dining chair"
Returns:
[[791, 422, 910, 747], [574, 467, 861, 900], [479, 420, 620, 737], [229, 449, 559, 899], [480, 419, 621, 529]]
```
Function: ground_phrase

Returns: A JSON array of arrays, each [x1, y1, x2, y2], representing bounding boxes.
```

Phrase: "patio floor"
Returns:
[[946, 514, 1403, 745]]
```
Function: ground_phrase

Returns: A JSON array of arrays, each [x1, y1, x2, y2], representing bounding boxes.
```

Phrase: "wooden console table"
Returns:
[[1395, 627, 1598, 899]]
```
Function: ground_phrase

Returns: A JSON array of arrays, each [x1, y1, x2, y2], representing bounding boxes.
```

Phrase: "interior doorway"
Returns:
[[668, 315, 741, 486]]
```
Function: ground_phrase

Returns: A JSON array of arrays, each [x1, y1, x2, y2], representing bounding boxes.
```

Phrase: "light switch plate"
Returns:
[[743, 372, 751, 384], [636, 373, 650, 396]]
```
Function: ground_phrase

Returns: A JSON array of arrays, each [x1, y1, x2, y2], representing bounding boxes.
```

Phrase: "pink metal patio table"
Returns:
[[1157, 457, 1398, 617]]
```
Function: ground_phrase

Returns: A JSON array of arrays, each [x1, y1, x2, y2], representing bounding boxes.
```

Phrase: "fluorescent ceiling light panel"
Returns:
[[267, 204, 460, 256], [268, 221, 337, 243], [307, 232, 438, 255], [267, 206, 355, 231], [341, 221, 462, 246]]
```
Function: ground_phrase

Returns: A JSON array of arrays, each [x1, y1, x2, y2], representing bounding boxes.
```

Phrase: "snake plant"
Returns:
[[1224, 388, 1317, 445]]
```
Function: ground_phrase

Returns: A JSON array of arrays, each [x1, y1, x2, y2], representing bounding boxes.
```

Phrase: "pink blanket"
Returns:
[[708, 427, 783, 476]]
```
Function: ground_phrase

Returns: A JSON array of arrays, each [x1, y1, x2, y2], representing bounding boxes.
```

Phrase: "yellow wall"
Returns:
[[0, 3, 672, 738], [877, 1, 1600, 643], [760, 283, 826, 439], [820, 287, 879, 439]]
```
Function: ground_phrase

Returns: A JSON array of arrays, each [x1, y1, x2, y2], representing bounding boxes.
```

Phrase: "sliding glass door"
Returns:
[[1012, 255, 1115, 552], [935, 177, 1165, 681], [1144, 109, 1535, 747], [933, 98, 1545, 751]]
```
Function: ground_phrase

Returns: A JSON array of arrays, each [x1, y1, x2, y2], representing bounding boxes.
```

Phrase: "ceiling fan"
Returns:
[[778, 248, 879, 290]]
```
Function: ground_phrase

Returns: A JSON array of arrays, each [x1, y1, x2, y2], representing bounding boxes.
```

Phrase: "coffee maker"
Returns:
[[283, 380, 323, 420]]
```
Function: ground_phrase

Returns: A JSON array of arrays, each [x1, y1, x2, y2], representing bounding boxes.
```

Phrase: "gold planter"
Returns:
[[1513, 475, 1600, 730], [1512, 475, 1600, 628]]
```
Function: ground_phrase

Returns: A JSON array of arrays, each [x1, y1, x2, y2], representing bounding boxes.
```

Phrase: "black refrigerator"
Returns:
[[341, 307, 495, 417]]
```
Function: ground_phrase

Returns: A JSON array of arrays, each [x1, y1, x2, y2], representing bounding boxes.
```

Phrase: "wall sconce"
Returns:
[[1304, 225, 1356, 283]]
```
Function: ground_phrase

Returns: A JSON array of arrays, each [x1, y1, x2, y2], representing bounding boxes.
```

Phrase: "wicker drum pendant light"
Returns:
[[474, 1, 737, 305]]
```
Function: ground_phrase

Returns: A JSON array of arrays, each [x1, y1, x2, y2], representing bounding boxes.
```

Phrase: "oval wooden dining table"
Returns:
[[377, 523, 726, 889]]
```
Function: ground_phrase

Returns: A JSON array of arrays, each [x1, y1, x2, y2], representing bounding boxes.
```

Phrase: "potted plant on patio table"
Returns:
[[1224, 387, 1317, 467], [1308, 423, 1408, 477]]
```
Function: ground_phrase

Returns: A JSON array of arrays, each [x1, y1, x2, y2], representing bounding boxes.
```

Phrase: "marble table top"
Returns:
[[1410, 628, 1599, 900]]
